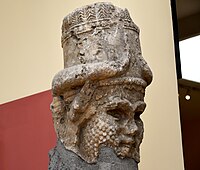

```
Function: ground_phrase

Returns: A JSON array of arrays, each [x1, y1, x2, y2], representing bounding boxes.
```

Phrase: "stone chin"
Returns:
[[116, 135, 142, 163]]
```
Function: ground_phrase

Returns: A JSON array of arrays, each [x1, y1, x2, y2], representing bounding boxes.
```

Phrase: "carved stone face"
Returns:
[[78, 85, 146, 163], [51, 2, 152, 164]]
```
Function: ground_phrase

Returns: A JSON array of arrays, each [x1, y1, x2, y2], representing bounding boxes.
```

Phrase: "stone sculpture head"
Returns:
[[51, 2, 152, 164]]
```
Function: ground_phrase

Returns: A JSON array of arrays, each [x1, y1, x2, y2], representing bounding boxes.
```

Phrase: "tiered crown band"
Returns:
[[61, 2, 139, 46]]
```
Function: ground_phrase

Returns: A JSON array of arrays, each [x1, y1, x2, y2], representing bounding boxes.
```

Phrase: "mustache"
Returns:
[[118, 135, 135, 145]]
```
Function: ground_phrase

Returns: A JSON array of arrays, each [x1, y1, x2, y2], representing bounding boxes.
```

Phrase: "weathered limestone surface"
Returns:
[[49, 2, 152, 169]]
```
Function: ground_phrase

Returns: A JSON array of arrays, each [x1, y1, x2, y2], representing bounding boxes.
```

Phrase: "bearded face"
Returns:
[[78, 85, 146, 163], [51, 82, 147, 163]]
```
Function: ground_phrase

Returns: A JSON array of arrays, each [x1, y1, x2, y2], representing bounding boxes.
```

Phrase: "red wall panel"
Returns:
[[0, 90, 56, 170]]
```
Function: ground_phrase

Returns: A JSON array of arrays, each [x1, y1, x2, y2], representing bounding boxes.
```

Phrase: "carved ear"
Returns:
[[50, 96, 65, 116]]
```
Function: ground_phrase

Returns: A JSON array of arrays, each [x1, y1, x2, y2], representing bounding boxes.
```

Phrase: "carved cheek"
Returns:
[[127, 120, 139, 136], [135, 117, 144, 135], [117, 118, 138, 137]]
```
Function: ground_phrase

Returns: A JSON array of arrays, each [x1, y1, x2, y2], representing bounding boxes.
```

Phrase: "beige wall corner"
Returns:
[[0, 0, 184, 169]]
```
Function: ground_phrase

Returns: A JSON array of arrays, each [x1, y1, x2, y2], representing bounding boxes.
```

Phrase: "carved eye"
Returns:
[[107, 109, 127, 121]]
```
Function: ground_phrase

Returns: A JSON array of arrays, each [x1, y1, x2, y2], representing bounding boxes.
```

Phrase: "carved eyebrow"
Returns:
[[105, 98, 133, 113]]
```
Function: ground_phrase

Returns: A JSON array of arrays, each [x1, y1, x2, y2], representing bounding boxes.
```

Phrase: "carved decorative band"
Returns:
[[61, 20, 139, 45], [61, 2, 140, 46]]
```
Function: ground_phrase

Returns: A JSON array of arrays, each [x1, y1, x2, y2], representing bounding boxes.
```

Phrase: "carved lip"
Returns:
[[119, 138, 135, 147]]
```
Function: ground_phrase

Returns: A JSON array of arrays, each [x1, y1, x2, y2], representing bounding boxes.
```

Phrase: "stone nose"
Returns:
[[123, 121, 138, 136]]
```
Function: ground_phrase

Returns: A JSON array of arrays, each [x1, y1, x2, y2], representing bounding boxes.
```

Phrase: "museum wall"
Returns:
[[0, 0, 184, 170]]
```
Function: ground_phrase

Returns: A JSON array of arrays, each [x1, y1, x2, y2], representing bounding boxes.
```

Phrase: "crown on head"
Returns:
[[61, 2, 139, 46]]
